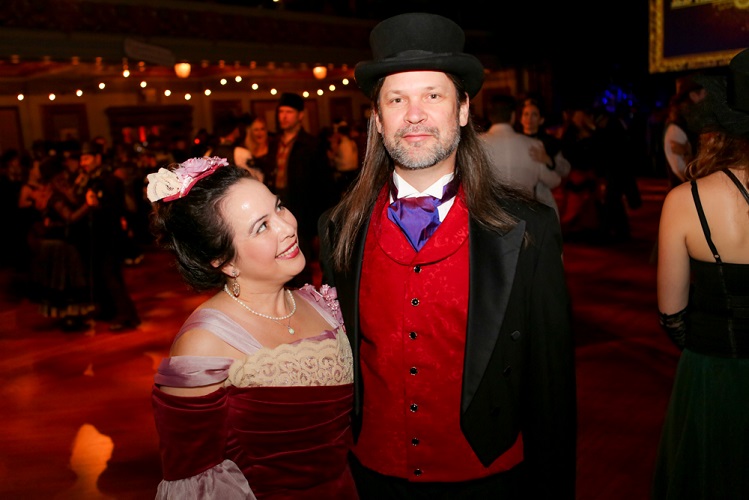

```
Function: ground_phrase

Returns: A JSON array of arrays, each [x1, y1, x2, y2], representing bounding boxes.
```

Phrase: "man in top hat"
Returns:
[[318, 12, 576, 499], [269, 92, 334, 286], [78, 141, 141, 331]]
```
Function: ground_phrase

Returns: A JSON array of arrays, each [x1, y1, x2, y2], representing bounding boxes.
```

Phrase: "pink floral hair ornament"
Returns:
[[146, 156, 229, 202]]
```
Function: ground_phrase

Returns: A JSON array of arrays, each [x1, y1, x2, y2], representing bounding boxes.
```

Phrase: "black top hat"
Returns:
[[278, 92, 305, 111], [692, 47, 749, 137], [354, 13, 485, 99], [80, 141, 103, 156]]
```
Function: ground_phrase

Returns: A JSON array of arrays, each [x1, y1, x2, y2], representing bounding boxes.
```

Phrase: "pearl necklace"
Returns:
[[223, 285, 297, 334]]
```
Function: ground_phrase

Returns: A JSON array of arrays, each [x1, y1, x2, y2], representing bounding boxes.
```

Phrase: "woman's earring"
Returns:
[[231, 269, 240, 297]]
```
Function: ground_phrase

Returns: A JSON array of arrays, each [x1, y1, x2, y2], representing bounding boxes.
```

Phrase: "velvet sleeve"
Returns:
[[152, 387, 232, 481]]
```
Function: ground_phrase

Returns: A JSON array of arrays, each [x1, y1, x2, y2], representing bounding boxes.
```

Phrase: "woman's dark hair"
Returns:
[[150, 165, 253, 291]]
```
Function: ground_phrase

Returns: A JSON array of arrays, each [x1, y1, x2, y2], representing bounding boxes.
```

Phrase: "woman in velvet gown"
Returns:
[[147, 158, 357, 499]]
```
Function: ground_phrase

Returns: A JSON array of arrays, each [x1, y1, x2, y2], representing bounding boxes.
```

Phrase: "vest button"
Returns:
[[413, 265, 421, 273], [411, 437, 420, 446], [414, 469, 422, 476], [410, 403, 418, 412], [411, 298, 419, 306], [409, 331, 417, 340], [510, 330, 521, 341], [409, 367, 418, 375]]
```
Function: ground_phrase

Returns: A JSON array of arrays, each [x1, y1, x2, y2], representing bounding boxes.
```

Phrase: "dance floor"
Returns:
[[0, 177, 677, 499]]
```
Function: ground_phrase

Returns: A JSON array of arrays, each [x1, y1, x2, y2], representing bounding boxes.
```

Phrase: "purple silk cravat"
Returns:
[[387, 176, 460, 251]]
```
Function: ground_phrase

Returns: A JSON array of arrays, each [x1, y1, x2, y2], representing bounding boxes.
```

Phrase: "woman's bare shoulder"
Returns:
[[170, 326, 237, 358]]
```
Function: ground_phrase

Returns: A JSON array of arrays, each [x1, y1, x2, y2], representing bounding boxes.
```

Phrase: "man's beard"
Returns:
[[383, 122, 461, 170]]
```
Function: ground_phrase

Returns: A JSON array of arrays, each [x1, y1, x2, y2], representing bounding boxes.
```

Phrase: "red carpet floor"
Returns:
[[0, 177, 676, 499]]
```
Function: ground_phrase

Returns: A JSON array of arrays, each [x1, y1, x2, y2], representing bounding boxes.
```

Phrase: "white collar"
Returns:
[[391, 171, 455, 201]]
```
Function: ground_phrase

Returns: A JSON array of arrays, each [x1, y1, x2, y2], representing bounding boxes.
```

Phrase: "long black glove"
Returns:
[[659, 307, 687, 350]]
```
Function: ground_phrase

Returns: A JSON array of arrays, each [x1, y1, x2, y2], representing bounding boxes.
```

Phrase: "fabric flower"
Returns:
[[318, 284, 340, 314], [146, 156, 229, 202]]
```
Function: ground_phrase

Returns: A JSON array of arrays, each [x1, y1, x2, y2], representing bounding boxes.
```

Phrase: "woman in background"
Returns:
[[242, 114, 273, 187], [654, 48, 749, 499], [30, 156, 96, 331]]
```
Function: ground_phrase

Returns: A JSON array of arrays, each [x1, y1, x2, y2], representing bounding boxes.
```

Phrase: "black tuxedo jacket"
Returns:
[[318, 194, 576, 498], [268, 129, 335, 239]]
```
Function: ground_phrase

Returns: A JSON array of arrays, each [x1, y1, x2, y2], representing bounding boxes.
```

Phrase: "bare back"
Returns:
[[657, 168, 749, 315]]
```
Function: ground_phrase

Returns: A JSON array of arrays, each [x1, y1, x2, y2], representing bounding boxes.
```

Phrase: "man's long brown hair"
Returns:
[[326, 74, 530, 272]]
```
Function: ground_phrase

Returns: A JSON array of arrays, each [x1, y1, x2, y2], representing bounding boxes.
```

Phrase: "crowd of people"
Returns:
[[479, 92, 643, 243], [0, 96, 366, 330], [1, 11, 746, 500], [0, 138, 143, 331]]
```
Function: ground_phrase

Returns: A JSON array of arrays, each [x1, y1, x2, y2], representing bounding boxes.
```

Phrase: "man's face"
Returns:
[[277, 106, 303, 133], [521, 104, 543, 134], [375, 71, 468, 171], [79, 153, 99, 172]]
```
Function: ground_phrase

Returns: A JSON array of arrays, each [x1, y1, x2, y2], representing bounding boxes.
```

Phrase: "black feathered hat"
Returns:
[[354, 13, 485, 99], [692, 47, 749, 137]]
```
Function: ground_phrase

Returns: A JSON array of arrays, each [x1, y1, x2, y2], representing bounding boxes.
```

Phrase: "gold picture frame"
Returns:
[[649, 0, 748, 73]]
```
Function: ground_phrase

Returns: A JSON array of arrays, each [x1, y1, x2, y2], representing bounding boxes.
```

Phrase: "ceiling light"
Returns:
[[174, 62, 191, 78], [313, 65, 327, 79]]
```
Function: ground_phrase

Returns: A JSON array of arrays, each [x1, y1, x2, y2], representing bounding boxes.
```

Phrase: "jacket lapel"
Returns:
[[461, 217, 525, 412], [334, 216, 368, 423]]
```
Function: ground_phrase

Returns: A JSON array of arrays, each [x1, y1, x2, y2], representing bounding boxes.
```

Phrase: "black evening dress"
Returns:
[[652, 170, 749, 499]]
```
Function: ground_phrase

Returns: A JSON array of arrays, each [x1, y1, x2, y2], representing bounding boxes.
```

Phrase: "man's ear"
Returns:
[[374, 111, 383, 133], [459, 98, 470, 127]]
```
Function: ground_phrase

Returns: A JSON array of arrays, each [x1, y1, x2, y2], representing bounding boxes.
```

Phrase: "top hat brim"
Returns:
[[278, 92, 305, 111], [355, 52, 485, 99]]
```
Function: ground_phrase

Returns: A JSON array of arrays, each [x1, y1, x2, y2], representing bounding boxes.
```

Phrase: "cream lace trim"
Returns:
[[226, 328, 353, 387]]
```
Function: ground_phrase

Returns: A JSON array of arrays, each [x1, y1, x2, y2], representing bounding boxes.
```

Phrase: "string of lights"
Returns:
[[6, 56, 356, 101]]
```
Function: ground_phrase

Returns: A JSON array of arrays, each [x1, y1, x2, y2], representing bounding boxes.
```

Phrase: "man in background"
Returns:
[[78, 141, 140, 331], [482, 94, 563, 217], [269, 92, 334, 286]]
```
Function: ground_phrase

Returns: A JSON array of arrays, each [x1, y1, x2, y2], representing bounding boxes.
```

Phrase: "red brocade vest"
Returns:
[[354, 186, 523, 482]]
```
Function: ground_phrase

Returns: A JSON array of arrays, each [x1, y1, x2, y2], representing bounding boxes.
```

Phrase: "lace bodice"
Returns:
[[155, 284, 353, 388], [227, 330, 353, 387]]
